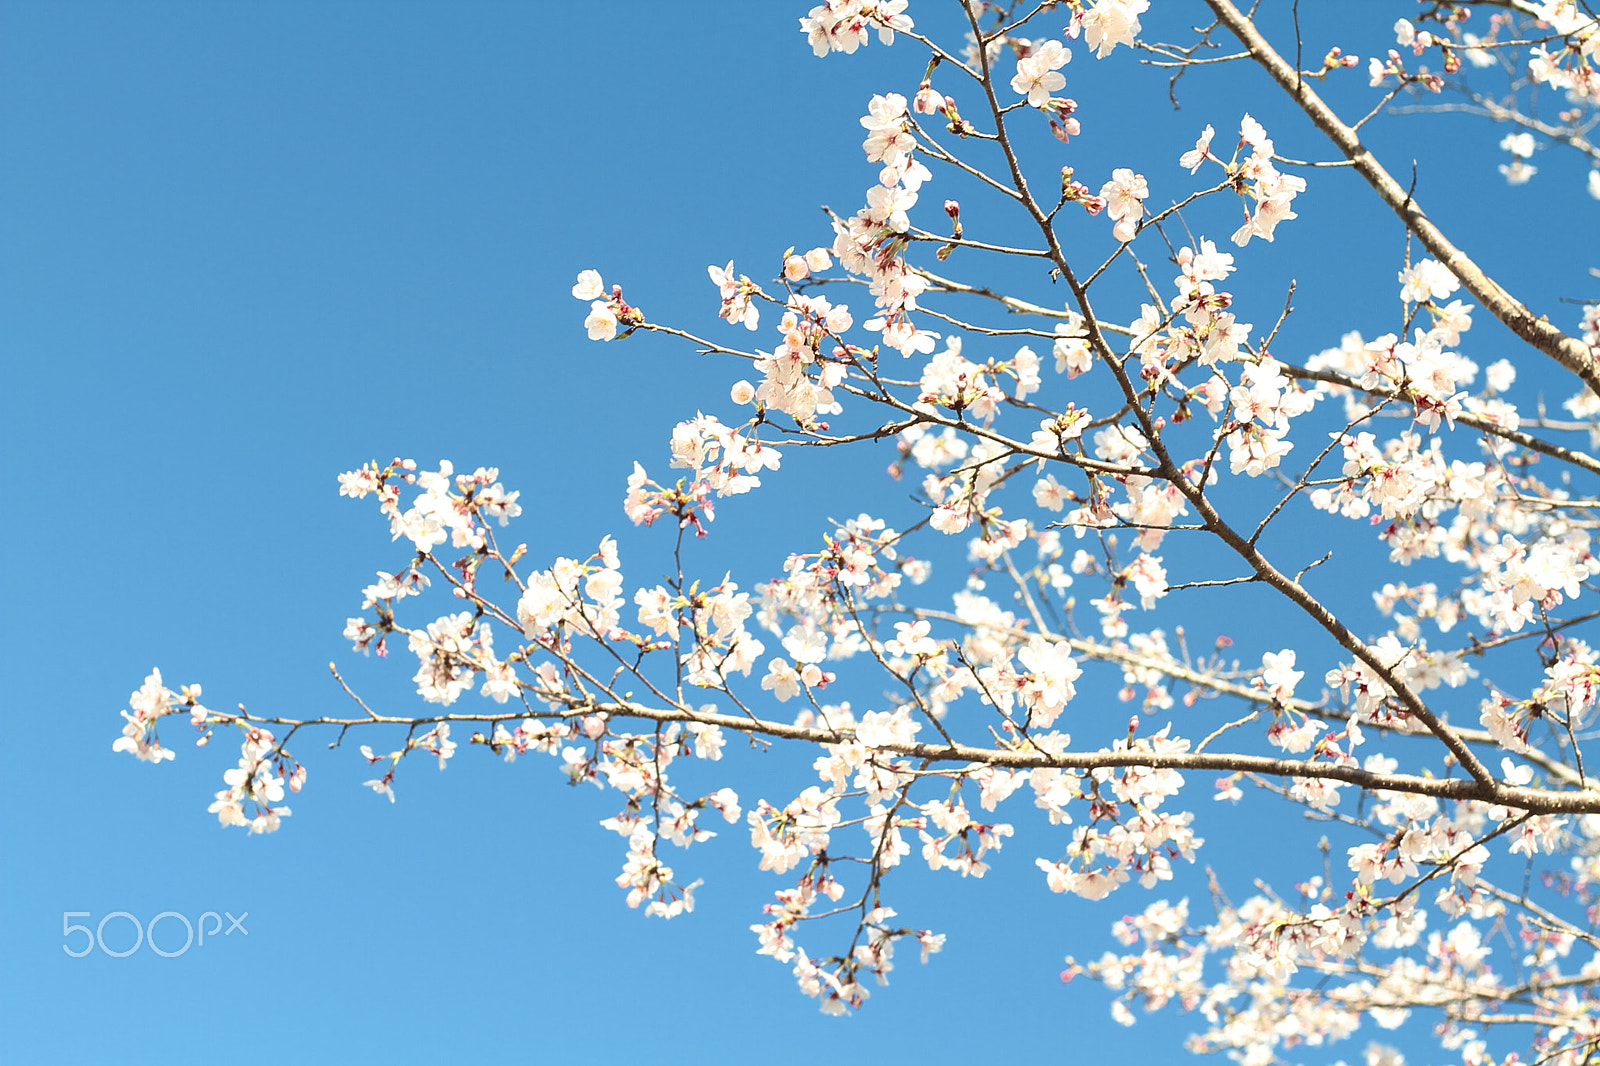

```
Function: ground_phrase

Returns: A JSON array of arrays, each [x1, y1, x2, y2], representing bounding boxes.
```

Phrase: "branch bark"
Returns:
[[211, 695, 1600, 816]]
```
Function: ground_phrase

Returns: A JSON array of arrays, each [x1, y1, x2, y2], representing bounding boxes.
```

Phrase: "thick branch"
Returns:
[[209, 697, 1600, 815]]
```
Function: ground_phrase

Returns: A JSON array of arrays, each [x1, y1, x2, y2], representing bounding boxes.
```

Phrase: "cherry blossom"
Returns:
[[584, 300, 618, 341], [1011, 40, 1070, 107], [114, 4, 1600, 1057], [1099, 167, 1147, 243], [1398, 258, 1461, 304], [1077, 0, 1149, 59]]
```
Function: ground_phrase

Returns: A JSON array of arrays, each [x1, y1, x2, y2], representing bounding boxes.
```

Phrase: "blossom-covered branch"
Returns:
[[116, 1, 1600, 1059]]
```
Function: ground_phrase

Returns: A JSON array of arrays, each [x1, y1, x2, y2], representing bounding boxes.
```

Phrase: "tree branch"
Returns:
[[1203, 0, 1600, 397]]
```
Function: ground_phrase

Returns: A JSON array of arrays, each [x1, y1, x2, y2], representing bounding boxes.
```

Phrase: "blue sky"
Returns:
[[3, 2, 1596, 1063]]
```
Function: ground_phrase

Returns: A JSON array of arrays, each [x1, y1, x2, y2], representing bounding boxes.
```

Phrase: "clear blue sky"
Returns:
[[2, 3, 1594, 1063]]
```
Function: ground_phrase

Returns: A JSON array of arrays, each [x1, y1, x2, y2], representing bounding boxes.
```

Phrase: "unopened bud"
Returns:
[[913, 85, 943, 115]]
